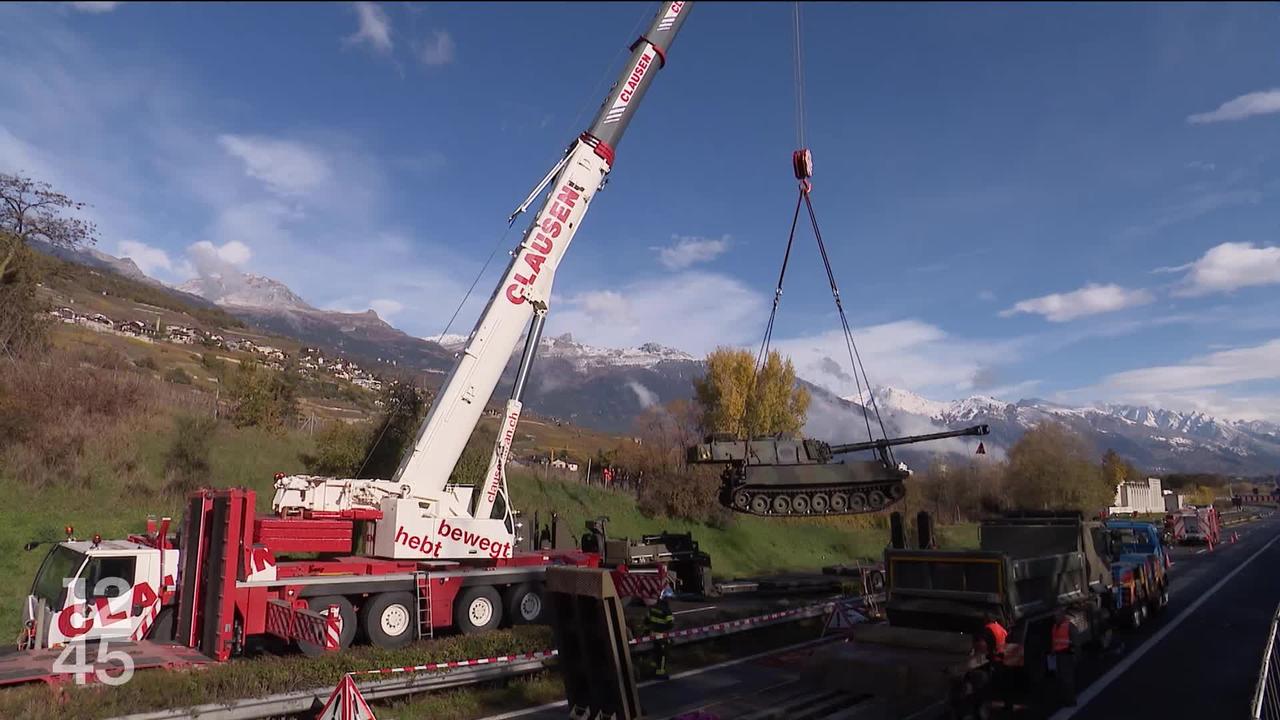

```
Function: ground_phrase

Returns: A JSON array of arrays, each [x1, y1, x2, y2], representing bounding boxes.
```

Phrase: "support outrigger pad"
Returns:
[[546, 567, 641, 720]]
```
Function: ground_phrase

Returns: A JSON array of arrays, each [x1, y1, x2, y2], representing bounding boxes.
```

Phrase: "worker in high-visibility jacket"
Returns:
[[957, 614, 1008, 719], [1048, 607, 1078, 706], [644, 587, 676, 679]]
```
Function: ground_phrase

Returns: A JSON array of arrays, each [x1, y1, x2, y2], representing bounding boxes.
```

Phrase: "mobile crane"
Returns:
[[16, 2, 691, 672]]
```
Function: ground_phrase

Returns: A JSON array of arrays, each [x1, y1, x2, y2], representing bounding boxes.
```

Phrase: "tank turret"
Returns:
[[688, 424, 990, 517]]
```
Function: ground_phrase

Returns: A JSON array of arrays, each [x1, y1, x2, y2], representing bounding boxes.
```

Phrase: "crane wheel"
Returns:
[[456, 586, 503, 635], [300, 595, 356, 656], [849, 493, 868, 512], [792, 495, 811, 514], [868, 491, 887, 510], [772, 495, 792, 514], [811, 493, 829, 513], [503, 583, 545, 625], [750, 494, 770, 514], [733, 490, 751, 511], [829, 493, 848, 513], [360, 591, 417, 649]]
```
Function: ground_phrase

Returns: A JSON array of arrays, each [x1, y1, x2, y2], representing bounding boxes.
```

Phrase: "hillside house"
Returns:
[[117, 320, 154, 338], [1110, 477, 1167, 515], [166, 326, 197, 344]]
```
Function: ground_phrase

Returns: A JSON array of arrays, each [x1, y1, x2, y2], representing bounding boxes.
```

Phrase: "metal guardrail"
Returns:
[[1251, 601, 1280, 720], [108, 595, 872, 720]]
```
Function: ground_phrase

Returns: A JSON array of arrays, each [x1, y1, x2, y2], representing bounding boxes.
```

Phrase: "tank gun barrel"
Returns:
[[829, 424, 989, 455]]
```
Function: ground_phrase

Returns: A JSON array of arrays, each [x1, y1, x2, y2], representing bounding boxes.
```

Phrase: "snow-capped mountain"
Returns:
[[177, 272, 310, 311], [857, 386, 1280, 476], [539, 334, 695, 370]]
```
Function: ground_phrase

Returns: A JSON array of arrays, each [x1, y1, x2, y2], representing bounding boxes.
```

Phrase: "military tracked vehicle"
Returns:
[[687, 424, 990, 517]]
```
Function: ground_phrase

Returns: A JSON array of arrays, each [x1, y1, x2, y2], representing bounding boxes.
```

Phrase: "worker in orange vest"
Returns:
[[1048, 607, 1078, 706], [957, 613, 1008, 718]]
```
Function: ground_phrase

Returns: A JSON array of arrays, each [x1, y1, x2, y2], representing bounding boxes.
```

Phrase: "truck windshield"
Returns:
[[31, 545, 87, 608], [1111, 529, 1154, 551]]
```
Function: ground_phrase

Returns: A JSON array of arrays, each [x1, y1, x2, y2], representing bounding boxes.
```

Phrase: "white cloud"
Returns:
[[217, 134, 332, 196], [189, 239, 251, 267], [116, 239, 172, 275], [999, 283, 1153, 322], [1172, 242, 1280, 296], [771, 320, 1021, 401], [1104, 339, 1280, 393], [551, 271, 765, 354], [1188, 89, 1280, 124], [370, 298, 404, 318], [67, 2, 119, 13], [652, 235, 730, 270], [346, 2, 392, 54], [1091, 339, 1280, 422], [419, 30, 456, 67]]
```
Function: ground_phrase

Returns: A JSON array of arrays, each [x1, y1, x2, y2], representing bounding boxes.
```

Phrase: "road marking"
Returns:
[[1196, 549, 1207, 555], [479, 635, 842, 719], [1050, 524, 1280, 720], [673, 606, 716, 616]]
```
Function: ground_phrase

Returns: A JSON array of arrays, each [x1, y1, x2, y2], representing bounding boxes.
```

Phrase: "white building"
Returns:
[[1110, 477, 1167, 515]]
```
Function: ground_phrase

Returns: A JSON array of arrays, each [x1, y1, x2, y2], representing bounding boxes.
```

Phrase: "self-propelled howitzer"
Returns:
[[688, 424, 990, 517]]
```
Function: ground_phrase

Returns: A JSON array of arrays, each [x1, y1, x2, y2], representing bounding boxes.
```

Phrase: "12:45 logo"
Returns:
[[51, 575, 138, 686]]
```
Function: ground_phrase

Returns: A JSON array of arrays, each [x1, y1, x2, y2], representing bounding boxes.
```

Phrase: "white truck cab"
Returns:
[[22, 539, 178, 649]]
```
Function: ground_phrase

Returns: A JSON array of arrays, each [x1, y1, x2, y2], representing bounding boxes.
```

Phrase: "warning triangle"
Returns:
[[318, 674, 377, 720], [822, 600, 867, 636]]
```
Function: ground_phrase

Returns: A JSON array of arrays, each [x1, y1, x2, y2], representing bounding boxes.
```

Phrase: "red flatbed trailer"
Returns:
[[177, 488, 606, 661]]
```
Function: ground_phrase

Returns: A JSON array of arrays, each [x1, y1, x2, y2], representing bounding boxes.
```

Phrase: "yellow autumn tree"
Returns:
[[693, 347, 810, 437]]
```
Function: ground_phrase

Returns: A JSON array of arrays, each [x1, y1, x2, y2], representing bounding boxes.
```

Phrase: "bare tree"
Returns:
[[1, 172, 99, 278]]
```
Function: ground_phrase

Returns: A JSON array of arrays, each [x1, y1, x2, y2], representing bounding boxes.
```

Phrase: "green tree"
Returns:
[[693, 347, 810, 436], [356, 382, 426, 479], [0, 233, 48, 357], [1005, 422, 1112, 511], [228, 359, 298, 430], [302, 421, 372, 476], [164, 415, 217, 494], [0, 172, 99, 279]]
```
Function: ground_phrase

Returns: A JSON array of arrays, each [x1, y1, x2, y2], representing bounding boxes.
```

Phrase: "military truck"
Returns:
[[808, 512, 1121, 716]]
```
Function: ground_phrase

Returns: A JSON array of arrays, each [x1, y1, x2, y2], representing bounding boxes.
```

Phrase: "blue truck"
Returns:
[[1105, 519, 1171, 630]]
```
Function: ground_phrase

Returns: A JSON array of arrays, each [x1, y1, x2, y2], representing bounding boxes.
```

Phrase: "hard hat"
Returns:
[[660, 586, 674, 599]]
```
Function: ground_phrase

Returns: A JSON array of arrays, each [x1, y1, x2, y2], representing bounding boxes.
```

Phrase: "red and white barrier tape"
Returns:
[[347, 597, 859, 678]]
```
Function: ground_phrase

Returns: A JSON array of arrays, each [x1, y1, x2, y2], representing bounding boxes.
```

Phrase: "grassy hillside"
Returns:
[[510, 472, 976, 579]]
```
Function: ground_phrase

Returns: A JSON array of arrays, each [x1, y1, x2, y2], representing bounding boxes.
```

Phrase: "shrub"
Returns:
[[163, 415, 217, 494], [301, 421, 372, 477], [135, 355, 160, 372], [637, 467, 724, 524], [228, 360, 298, 430], [163, 367, 193, 385], [0, 233, 49, 357]]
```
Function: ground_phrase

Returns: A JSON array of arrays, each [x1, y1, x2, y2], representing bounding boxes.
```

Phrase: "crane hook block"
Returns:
[[792, 148, 814, 181]]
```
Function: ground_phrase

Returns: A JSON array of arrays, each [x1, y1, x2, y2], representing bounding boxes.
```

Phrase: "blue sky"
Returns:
[[2, 2, 1279, 420]]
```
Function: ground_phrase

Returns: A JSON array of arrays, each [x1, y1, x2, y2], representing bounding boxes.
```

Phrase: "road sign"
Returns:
[[318, 674, 376, 720]]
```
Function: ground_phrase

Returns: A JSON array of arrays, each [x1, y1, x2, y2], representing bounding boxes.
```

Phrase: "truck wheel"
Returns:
[[299, 595, 356, 656], [865, 570, 886, 594], [504, 583, 545, 625], [359, 591, 417, 649], [455, 586, 503, 635]]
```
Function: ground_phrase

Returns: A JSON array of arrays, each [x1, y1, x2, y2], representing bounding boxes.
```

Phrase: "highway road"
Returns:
[[1062, 513, 1280, 720], [486, 514, 1280, 720]]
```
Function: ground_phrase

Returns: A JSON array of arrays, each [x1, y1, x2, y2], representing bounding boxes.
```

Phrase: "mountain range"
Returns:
[[44, 242, 1280, 476]]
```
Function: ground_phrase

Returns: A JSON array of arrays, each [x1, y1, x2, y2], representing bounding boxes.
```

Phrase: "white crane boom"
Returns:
[[273, 2, 691, 561]]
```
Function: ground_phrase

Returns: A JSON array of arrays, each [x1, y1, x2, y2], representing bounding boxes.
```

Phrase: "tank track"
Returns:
[[719, 480, 907, 517]]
